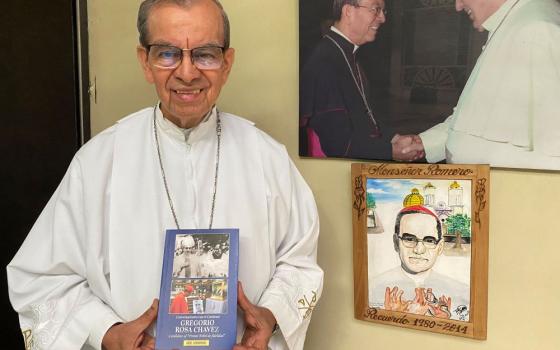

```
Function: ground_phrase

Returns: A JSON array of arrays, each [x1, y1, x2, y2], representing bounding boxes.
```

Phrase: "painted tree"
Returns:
[[446, 214, 471, 248], [366, 192, 376, 208], [366, 193, 378, 228]]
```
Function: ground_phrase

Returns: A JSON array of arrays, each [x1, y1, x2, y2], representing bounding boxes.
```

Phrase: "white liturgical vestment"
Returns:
[[7, 106, 323, 350], [420, 0, 560, 170]]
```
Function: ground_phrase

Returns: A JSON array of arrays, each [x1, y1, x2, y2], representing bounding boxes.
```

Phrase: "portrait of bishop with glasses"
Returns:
[[366, 179, 472, 321]]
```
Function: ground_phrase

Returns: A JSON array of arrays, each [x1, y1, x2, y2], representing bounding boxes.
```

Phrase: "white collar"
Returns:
[[482, 0, 521, 32], [330, 26, 360, 53], [155, 105, 217, 145], [398, 266, 433, 287]]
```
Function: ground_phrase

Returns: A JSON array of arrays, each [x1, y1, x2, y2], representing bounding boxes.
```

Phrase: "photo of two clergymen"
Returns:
[[299, 0, 560, 171]]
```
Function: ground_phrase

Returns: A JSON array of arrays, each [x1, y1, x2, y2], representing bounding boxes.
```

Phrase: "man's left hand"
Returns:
[[234, 282, 277, 350], [391, 134, 425, 161]]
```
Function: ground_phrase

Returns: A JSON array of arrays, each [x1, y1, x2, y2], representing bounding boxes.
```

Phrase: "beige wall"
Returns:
[[88, 1, 560, 349]]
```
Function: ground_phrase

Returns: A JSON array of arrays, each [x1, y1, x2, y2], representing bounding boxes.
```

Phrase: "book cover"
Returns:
[[155, 228, 239, 350]]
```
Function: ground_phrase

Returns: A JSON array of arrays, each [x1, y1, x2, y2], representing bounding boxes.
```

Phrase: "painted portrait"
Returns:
[[367, 179, 471, 321], [352, 163, 489, 338]]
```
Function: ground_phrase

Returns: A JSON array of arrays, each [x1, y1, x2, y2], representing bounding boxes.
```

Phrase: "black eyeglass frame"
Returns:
[[354, 5, 388, 17], [397, 233, 441, 249]]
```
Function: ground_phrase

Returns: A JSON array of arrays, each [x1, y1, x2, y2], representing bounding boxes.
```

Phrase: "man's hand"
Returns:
[[428, 295, 452, 319], [384, 286, 411, 312], [101, 299, 158, 350], [391, 134, 425, 161], [407, 288, 431, 316], [233, 282, 277, 350]]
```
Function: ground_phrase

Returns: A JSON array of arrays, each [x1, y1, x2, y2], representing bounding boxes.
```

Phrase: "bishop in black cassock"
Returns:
[[299, 26, 394, 160]]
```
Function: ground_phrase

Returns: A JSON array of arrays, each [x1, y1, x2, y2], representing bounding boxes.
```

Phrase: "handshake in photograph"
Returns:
[[300, 0, 560, 170]]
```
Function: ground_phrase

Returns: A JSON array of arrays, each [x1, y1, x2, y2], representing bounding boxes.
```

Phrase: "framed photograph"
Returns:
[[300, 0, 560, 171], [351, 163, 489, 339], [299, 0, 485, 160]]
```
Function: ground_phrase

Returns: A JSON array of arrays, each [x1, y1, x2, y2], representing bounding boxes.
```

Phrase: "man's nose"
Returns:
[[173, 53, 202, 82], [455, 0, 464, 12], [413, 241, 427, 254]]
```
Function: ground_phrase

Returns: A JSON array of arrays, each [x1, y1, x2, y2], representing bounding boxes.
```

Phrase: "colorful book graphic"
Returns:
[[156, 229, 239, 350]]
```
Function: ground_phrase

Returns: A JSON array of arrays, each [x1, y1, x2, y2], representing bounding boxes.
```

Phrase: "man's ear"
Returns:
[[220, 47, 235, 83], [435, 240, 444, 256], [137, 45, 154, 84], [341, 3, 353, 19], [392, 234, 400, 253]]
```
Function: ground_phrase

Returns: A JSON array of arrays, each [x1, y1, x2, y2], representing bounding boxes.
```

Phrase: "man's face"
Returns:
[[347, 0, 386, 45], [137, 1, 234, 128], [455, 0, 504, 31], [396, 213, 443, 274]]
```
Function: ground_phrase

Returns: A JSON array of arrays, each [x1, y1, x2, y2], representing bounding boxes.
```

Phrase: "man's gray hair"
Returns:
[[137, 0, 230, 49], [332, 0, 359, 21]]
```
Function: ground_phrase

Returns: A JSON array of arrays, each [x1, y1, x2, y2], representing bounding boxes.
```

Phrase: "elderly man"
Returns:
[[370, 205, 469, 321], [299, 0, 421, 160], [7, 1, 323, 349], [395, 0, 560, 170]]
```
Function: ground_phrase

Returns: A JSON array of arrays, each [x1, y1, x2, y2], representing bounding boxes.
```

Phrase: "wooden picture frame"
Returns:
[[352, 163, 489, 339]]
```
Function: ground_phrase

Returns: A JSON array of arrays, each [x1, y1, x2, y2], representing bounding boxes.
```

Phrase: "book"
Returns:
[[155, 228, 239, 350]]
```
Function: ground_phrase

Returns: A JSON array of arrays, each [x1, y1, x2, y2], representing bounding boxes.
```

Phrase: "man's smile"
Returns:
[[173, 88, 202, 94], [172, 88, 204, 102], [408, 256, 429, 264]]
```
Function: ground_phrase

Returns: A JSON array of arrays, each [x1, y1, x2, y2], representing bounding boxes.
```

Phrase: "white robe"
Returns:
[[420, 0, 560, 170], [7, 106, 323, 350]]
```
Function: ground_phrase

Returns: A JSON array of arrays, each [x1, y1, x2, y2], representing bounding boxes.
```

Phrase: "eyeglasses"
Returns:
[[146, 44, 225, 70], [355, 5, 387, 17], [398, 233, 440, 249]]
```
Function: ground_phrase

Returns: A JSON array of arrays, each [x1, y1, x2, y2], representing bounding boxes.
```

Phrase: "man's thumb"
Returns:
[[237, 282, 252, 312], [135, 299, 159, 328]]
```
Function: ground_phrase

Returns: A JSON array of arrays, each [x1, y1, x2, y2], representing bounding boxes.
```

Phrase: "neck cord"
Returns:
[[325, 35, 379, 131], [153, 104, 221, 229]]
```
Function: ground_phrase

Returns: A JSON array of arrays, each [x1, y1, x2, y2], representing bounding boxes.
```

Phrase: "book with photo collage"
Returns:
[[155, 228, 239, 350]]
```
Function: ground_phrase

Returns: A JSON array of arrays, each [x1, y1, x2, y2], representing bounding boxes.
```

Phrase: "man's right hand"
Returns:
[[384, 286, 411, 312], [391, 134, 425, 161], [101, 299, 158, 350]]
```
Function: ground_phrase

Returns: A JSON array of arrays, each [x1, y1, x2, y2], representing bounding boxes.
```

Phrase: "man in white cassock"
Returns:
[[370, 205, 469, 321], [393, 0, 560, 170], [7, 1, 323, 349]]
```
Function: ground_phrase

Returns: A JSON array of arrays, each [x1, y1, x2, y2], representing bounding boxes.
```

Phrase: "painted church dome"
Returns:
[[403, 188, 424, 207], [450, 181, 461, 189]]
